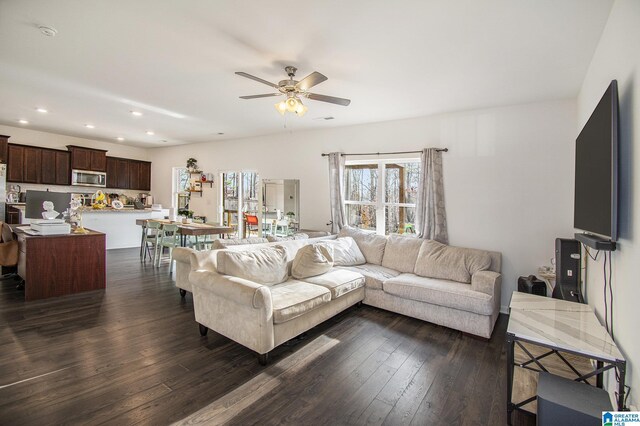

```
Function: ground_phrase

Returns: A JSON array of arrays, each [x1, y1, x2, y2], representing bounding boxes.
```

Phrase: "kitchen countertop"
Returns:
[[83, 207, 160, 213]]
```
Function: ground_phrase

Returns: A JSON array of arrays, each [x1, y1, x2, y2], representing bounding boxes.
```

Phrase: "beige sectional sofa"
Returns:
[[173, 227, 501, 364]]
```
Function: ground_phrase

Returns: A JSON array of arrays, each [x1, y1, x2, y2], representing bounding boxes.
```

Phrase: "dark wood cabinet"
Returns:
[[90, 150, 107, 172], [67, 146, 107, 172], [7, 144, 24, 182], [128, 161, 141, 190], [106, 157, 117, 188], [117, 159, 131, 189], [0, 135, 9, 164], [41, 149, 57, 184], [139, 161, 151, 191], [55, 151, 70, 185], [23, 147, 42, 183], [5, 206, 20, 224]]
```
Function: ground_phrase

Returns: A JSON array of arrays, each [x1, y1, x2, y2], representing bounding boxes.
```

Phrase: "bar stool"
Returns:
[[142, 221, 162, 263], [156, 224, 180, 271]]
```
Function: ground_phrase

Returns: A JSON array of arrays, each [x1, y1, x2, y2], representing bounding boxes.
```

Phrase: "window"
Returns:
[[172, 167, 191, 211], [344, 159, 420, 235]]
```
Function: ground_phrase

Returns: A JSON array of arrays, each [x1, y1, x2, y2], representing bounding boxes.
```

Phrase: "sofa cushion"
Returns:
[[381, 234, 424, 273], [338, 264, 400, 290], [212, 237, 269, 249], [216, 246, 288, 285], [292, 244, 334, 279], [301, 269, 365, 299], [338, 226, 387, 265], [414, 240, 491, 284], [266, 233, 309, 242], [317, 237, 366, 266], [383, 273, 494, 315], [270, 280, 332, 324]]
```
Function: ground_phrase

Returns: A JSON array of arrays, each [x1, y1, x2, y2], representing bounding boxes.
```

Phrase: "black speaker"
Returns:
[[553, 238, 583, 303], [518, 275, 547, 297]]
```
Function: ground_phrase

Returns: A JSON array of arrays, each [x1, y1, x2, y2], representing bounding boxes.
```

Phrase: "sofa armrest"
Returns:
[[172, 247, 194, 264], [189, 270, 272, 311], [471, 270, 501, 296]]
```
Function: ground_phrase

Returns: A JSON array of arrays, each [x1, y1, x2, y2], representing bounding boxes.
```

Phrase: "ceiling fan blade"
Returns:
[[235, 72, 279, 89], [306, 93, 351, 106], [296, 72, 328, 91], [239, 93, 281, 99]]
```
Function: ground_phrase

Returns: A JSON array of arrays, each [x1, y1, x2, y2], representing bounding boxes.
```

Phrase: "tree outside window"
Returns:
[[344, 159, 419, 235]]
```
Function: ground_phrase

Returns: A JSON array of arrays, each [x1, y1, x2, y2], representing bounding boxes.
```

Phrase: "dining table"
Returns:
[[135, 219, 235, 248]]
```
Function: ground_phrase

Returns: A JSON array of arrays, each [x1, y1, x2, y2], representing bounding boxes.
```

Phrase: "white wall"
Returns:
[[0, 124, 150, 160], [577, 0, 640, 410], [150, 98, 577, 310]]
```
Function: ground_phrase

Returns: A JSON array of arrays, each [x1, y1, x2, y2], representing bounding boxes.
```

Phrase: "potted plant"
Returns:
[[186, 158, 200, 173]]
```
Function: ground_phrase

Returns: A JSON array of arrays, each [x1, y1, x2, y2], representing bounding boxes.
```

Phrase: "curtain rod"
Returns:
[[321, 148, 448, 157]]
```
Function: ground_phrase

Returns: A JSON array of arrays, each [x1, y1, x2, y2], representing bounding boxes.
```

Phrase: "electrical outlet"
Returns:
[[567, 270, 573, 277]]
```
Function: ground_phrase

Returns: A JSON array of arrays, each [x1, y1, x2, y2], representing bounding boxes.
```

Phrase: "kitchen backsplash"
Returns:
[[13, 183, 146, 202]]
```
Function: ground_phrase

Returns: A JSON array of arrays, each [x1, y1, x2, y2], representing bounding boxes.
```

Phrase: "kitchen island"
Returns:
[[15, 227, 106, 301], [82, 208, 169, 249]]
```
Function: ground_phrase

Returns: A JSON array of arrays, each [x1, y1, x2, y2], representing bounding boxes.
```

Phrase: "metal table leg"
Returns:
[[506, 332, 515, 425], [618, 361, 626, 410]]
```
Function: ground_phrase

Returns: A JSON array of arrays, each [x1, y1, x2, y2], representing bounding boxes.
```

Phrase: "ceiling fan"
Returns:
[[235, 66, 351, 117]]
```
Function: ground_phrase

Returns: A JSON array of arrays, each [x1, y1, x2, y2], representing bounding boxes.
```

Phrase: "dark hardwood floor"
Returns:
[[0, 248, 540, 425]]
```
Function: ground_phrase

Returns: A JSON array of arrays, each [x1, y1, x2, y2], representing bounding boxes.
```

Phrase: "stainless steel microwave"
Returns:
[[71, 169, 107, 187]]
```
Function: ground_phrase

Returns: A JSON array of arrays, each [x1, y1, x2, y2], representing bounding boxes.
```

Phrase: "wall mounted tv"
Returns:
[[574, 80, 618, 250]]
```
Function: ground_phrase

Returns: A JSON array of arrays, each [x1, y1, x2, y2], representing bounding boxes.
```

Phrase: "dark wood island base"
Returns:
[[15, 228, 106, 301]]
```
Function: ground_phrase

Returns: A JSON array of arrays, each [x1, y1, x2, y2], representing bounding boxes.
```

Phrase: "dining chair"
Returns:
[[156, 224, 180, 271], [244, 214, 259, 237], [142, 221, 162, 264]]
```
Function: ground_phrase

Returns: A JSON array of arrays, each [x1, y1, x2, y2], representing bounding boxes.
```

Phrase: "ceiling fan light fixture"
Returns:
[[295, 101, 308, 117], [274, 100, 287, 115], [285, 96, 299, 113]]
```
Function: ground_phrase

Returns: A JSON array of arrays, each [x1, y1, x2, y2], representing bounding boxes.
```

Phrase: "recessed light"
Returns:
[[18, 119, 29, 125], [217, 132, 224, 135], [130, 111, 143, 116], [85, 124, 95, 129], [116, 137, 125, 141], [146, 130, 154, 135], [36, 107, 48, 113]]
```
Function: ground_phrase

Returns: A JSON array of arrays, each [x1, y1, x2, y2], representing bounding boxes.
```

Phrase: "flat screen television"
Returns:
[[574, 80, 618, 245]]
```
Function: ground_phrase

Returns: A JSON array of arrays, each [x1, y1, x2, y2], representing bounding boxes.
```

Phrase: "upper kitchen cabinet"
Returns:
[[139, 161, 151, 191], [128, 160, 141, 190], [41, 149, 70, 185], [0, 135, 9, 164], [7, 144, 24, 182], [67, 146, 107, 172]]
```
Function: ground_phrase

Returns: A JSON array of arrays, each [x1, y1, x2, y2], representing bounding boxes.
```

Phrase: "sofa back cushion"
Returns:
[[212, 237, 268, 249], [291, 244, 334, 279], [266, 233, 309, 242], [338, 226, 387, 265], [381, 234, 424, 273], [414, 240, 491, 284], [216, 245, 288, 285], [317, 237, 366, 266]]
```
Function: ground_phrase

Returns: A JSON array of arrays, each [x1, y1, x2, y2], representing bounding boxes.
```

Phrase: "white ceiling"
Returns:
[[0, 0, 613, 147]]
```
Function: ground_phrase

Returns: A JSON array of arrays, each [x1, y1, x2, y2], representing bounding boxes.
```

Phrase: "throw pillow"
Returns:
[[317, 237, 366, 266], [216, 245, 288, 285], [414, 240, 491, 284], [291, 244, 334, 279], [338, 226, 387, 265]]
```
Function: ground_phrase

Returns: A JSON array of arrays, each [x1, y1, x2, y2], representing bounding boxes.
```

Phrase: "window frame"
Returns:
[[344, 158, 420, 235]]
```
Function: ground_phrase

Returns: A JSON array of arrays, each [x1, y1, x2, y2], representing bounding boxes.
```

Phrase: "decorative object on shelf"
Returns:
[[69, 195, 89, 234], [41, 201, 60, 220], [90, 190, 108, 209], [111, 200, 124, 210], [236, 65, 351, 117], [186, 158, 200, 173]]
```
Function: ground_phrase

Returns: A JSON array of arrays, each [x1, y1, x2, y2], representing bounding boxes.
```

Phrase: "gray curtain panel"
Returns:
[[415, 148, 448, 243], [328, 152, 346, 234]]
